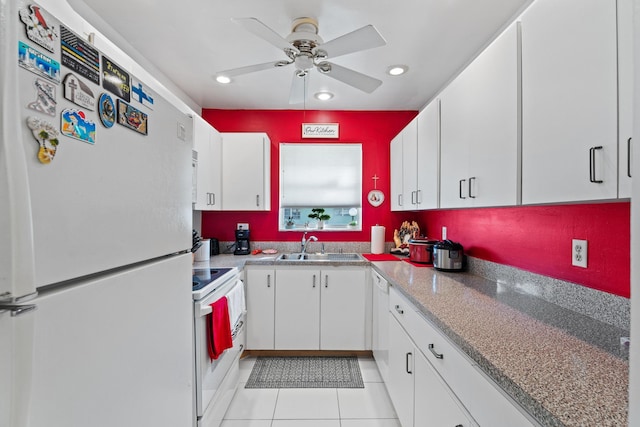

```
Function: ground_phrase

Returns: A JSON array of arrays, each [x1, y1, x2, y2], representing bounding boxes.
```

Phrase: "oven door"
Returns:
[[193, 276, 245, 420]]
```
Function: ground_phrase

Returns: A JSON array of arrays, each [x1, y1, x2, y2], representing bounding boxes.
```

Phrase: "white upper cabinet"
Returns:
[[416, 100, 440, 210], [390, 132, 404, 211], [221, 132, 271, 211], [390, 112, 439, 211], [618, 0, 633, 198], [520, 0, 618, 204], [192, 115, 222, 211], [440, 23, 519, 208]]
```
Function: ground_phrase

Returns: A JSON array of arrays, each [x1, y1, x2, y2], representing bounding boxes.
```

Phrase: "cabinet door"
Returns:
[[221, 133, 271, 210], [414, 350, 476, 427], [440, 23, 519, 209], [320, 269, 366, 350], [387, 315, 415, 427], [521, 0, 617, 204], [416, 100, 440, 210], [618, 0, 633, 198], [192, 115, 212, 210], [402, 118, 419, 209], [390, 133, 404, 211], [245, 268, 275, 350], [274, 269, 320, 350]]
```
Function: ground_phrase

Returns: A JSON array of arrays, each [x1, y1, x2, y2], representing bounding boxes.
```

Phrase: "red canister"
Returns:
[[408, 239, 438, 264]]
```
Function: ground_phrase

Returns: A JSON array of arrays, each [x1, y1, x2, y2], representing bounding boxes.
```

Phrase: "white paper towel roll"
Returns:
[[371, 225, 385, 254], [195, 239, 210, 262]]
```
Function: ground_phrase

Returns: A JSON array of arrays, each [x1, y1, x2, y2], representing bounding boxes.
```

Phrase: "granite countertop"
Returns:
[[195, 254, 629, 426], [372, 261, 629, 427]]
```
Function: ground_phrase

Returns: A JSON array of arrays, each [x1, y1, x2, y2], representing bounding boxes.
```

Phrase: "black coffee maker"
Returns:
[[234, 229, 250, 255]]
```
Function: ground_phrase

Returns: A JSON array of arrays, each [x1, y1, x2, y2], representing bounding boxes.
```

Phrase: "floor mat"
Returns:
[[245, 356, 364, 389]]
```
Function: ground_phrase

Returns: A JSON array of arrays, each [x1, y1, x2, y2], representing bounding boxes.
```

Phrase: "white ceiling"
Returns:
[[68, 0, 532, 111]]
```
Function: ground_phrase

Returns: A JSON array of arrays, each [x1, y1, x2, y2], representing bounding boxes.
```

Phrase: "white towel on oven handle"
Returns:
[[226, 280, 246, 328]]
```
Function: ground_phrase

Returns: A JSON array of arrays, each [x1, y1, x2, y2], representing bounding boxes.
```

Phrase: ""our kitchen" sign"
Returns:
[[302, 123, 339, 138]]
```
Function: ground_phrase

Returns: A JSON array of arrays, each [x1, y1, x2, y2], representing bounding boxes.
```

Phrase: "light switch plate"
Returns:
[[237, 223, 249, 230]]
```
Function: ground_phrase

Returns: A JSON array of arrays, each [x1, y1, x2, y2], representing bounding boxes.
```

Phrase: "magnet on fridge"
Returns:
[[26, 116, 60, 164], [61, 108, 96, 144], [63, 73, 96, 110], [98, 93, 115, 128], [27, 78, 57, 117], [117, 99, 147, 135], [131, 78, 154, 110], [19, 4, 58, 53], [18, 41, 60, 83]]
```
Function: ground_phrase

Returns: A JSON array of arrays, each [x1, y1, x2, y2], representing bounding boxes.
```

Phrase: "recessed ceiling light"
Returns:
[[387, 65, 408, 76], [314, 91, 334, 101], [216, 75, 232, 84]]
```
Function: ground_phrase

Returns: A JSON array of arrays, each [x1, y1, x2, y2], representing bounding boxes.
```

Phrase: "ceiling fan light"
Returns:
[[216, 75, 232, 84], [387, 65, 408, 76], [314, 92, 334, 101]]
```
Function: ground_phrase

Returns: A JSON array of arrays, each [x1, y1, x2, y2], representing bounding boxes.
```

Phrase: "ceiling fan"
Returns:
[[216, 17, 387, 104]]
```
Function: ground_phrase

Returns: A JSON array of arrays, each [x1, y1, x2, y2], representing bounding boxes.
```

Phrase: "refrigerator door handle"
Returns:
[[0, 304, 37, 317]]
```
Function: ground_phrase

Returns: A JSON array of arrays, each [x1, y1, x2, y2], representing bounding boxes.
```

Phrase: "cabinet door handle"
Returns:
[[394, 304, 404, 315], [406, 352, 413, 374], [589, 146, 604, 183], [398, 194, 403, 207], [411, 190, 417, 205], [212, 193, 216, 206], [468, 177, 476, 198], [312, 274, 316, 288], [428, 343, 444, 359], [256, 195, 260, 207], [459, 179, 466, 199], [628, 137, 632, 178], [416, 189, 422, 205], [267, 274, 271, 288], [324, 275, 328, 288]]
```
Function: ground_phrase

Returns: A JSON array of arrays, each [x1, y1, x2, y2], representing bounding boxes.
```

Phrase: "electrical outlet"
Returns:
[[442, 226, 447, 240], [572, 239, 588, 268], [237, 223, 249, 230]]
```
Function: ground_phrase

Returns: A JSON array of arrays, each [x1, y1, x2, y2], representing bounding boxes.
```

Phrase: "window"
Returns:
[[279, 143, 362, 231]]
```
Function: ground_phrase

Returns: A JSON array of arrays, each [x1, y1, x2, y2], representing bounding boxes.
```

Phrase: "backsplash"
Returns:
[[466, 256, 630, 331]]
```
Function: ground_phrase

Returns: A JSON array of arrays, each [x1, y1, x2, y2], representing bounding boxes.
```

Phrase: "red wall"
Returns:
[[200, 109, 417, 243], [201, 109, 630, 298]]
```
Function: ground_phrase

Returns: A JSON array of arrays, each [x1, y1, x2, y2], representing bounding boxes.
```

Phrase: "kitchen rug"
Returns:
[[245, 356, 364, 389]]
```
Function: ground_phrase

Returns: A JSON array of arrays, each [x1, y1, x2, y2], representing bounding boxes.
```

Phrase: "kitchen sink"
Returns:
[[276, 253, 364, 262]]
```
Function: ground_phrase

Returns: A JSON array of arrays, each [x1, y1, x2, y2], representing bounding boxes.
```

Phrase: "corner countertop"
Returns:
[[372, 261, 628, 427], [195, 254, 629, 426]]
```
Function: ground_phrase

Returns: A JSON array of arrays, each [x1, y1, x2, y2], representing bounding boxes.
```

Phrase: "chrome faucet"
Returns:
[[301, 232, 318, 255]]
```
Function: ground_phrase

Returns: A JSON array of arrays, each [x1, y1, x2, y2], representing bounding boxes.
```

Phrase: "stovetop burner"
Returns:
[[192, 267, 233, 292]]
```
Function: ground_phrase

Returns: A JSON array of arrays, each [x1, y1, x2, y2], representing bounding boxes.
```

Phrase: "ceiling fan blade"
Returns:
[[232, 18, 299, 53], [321, 62, 382, 93], [289, 71, 308, 104], [216, 61, 286, 78], [317, 25, 386, 59]]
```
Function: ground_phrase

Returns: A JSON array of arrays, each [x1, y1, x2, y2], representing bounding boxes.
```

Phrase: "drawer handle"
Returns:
[[394, 305, 404, 315], [406, 352, 412, 374], [428, 343, 444, 359], [267, 274, 271, 288], [313, 274, 316, 288]]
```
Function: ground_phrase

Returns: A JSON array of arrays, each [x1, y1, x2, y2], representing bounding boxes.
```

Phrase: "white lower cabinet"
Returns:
[[387, 286, 537, 427], [245, 268, 275, 350], [245, 266, 366, 351]]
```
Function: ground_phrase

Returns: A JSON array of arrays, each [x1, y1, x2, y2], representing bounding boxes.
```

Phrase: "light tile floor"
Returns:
[[221, 356, 401, 427]]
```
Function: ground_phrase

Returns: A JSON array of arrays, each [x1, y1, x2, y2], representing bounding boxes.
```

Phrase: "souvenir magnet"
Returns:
[[26, 116, 60, 164], [61, 108, 96, 144], [63, 73, 96, 110], [131, 78, 154, 110], [18, 41, 60, 83], [27, 78, 57, 117], [19, 5, 58, 53], [102, 56, 130, 102], [98, 93, 115, 128], [60, 26, 100, 85], [117, 99, 147, 135]]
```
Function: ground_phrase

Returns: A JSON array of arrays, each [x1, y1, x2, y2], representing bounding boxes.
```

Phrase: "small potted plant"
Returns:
[[308, 208, 330, 229]]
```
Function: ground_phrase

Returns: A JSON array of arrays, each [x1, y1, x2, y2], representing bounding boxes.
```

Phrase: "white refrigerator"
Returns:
[[1, 1, 195, 426]]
